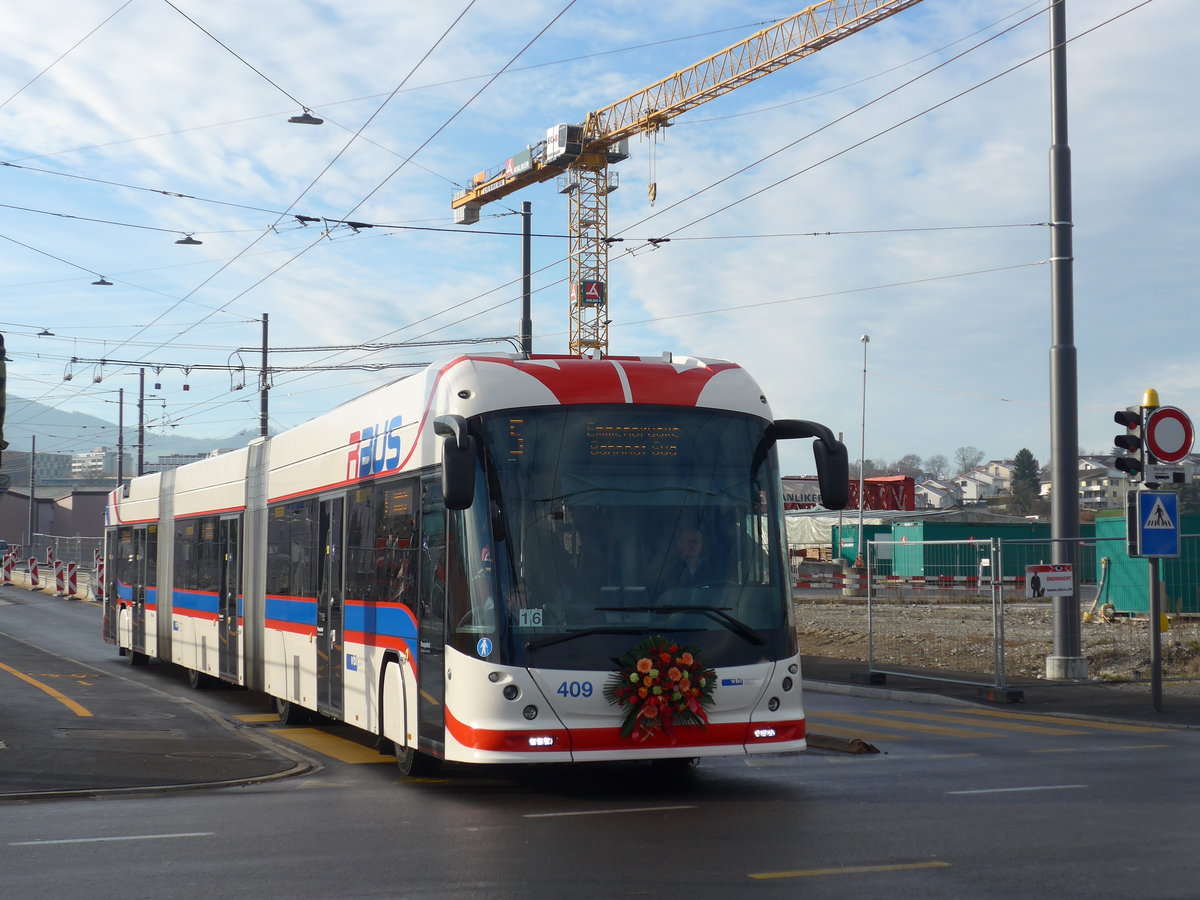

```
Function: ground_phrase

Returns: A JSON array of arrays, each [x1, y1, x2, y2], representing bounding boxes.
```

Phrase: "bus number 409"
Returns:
[[557, 681, 593, 699]]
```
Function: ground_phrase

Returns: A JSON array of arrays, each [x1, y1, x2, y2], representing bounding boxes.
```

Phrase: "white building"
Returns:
[[70, 447, 117, 479]]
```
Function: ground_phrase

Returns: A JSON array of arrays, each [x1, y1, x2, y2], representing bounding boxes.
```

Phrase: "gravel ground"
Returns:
[[794, 597, 1200, 682]]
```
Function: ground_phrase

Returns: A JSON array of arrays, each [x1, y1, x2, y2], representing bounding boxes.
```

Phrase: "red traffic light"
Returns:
[[1114, 408, 1140, 430]]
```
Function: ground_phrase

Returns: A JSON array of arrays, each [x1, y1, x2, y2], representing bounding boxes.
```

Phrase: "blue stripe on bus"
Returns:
[[344, 601, 418, 642], [174, 589, 219, 619], [265, 595, 317, 628]]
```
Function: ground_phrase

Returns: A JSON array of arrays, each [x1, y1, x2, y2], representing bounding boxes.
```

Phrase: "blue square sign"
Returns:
[[1137, 491, 1180, 558]]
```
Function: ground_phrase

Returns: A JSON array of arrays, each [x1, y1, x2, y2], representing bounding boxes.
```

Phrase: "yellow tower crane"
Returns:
[[451, 0, 924, 356]]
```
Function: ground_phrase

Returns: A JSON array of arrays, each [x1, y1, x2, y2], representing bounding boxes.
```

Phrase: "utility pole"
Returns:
[[1047, 0, 1085, 680], [137, 367, 146, 477], [27, 435, 36, 545], [521, 203, 532, 355], [260, 313, 269, 437], [117, 387, 125, 485]]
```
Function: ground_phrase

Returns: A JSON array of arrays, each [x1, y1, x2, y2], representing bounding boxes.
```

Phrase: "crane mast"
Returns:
[[452, 0, 924, 355]]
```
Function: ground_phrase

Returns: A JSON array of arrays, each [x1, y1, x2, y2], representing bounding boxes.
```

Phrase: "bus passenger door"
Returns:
[[218, 515, 241, 682], [316, 496, 345, 719], [131, 526, 148, 655], [417, 477, 446, 756]]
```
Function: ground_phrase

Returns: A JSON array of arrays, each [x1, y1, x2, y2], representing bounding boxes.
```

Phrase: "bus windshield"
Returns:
[[450, 405, 796, 670]]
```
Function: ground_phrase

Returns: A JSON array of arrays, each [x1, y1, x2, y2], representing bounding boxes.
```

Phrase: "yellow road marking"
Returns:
[[267, 727, 396, 764], [815, 710, 997, 739], [234, 713, 282, 724], [0, 661, 92, 717], [953, 707, 1169, 733], [880, 709, 1086, 736], [751, 861, 951, 880]]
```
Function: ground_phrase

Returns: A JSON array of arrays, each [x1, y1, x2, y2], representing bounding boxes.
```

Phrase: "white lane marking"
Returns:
[[11, 832, 215, 846], [947, 784, 1087, 796], [524, 804, 695, 819]]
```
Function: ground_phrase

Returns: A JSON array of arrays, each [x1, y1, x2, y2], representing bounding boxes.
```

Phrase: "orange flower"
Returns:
[[638, 687, 648, 698], [679, 678, 691, 692], [668, 667, 682, 682], [637, 658, 652, 674], [678, 652, 694, 666], [659, 651, 672, 665]]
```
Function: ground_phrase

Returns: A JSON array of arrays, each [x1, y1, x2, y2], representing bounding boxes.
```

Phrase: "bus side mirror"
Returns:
[[769, 419, 850, 510], [434, 415, 476, 510]]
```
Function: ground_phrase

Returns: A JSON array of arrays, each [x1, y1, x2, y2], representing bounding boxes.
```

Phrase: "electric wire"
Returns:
[[0, 1, 135, 113], [4, 0, 1159, 439]]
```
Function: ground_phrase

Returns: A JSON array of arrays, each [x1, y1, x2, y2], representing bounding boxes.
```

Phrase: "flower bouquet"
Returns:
[[603, 635, 717, 742]]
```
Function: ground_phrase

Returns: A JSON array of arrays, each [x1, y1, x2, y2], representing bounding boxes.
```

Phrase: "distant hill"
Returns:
[[2, 395, 261, 459]]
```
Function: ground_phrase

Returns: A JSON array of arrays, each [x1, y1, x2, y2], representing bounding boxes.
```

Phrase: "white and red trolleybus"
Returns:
[[104, 352, 847, 775]]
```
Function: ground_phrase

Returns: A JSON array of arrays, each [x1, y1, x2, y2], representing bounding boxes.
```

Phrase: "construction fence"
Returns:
[[792, 535, 1200, 692], [1, 533, 104, 600]]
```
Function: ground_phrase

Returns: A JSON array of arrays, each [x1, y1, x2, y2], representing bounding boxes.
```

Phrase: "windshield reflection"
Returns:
[[449, 405, 795, 669]]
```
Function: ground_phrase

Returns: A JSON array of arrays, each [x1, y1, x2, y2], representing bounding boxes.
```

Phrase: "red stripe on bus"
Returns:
[[444, 708, 804, 753]]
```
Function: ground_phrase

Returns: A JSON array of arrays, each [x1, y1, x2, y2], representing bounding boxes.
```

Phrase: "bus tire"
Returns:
[[393, 742, 438, 778], [128, 649, 149, 666], [274, 696, 310, 725], [186, 667, 210, 690]]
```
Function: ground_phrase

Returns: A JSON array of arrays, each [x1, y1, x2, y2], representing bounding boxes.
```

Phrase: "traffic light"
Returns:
[[1113, 406, 1145, 480]]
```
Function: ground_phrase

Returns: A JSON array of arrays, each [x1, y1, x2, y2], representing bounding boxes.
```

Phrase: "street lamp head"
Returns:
[[860, 334, 870, 344]]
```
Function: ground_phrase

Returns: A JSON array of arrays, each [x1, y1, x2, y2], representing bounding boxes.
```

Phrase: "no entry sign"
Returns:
[[1145, 406, 1194, 463]]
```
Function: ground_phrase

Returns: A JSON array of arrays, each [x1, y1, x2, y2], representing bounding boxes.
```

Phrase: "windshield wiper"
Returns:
[[524, 626, 647, 652], [595, 605, 766, 646]]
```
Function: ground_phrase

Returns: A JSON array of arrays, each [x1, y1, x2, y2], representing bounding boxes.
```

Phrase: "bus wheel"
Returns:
[[393, 742, 438, 778], [128, 649, 149, 666], [274, 696, 309, 725]]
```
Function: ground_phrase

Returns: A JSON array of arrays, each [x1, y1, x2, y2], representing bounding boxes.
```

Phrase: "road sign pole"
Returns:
[[1149, 558, 1162, 713]]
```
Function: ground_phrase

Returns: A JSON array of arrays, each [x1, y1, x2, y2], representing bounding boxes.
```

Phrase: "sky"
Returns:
[[1, 0, 1195, 478]]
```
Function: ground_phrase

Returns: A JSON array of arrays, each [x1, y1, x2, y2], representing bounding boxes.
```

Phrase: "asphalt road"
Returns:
[[4, 582, 1200, 898]]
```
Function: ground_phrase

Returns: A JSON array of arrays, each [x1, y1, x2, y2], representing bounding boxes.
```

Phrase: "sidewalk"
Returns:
[[802, 655, 1200, 729]]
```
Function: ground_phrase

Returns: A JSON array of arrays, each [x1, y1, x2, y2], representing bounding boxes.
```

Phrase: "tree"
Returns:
[[925, 454, 949, 480], [891, 454, 923, 477], [954, 446, 984, 474], [849, 458, 879, 479], [1008, 448, 1042, 516], [1178, 480, 1200, 516]]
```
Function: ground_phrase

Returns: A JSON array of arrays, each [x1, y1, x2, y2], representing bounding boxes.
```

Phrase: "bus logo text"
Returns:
[[347, 415, 403, 479]]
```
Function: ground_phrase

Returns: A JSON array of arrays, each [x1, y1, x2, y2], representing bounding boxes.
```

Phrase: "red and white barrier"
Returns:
[[54, 559, 66, 596], [1, 552, 13, 585], [29, 557, 40, 590], [95, 557, 105, 602], [67, 562, 78, 598]]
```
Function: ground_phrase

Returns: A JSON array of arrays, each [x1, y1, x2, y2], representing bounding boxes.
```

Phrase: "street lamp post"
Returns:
[[858, 334, 869, 567]]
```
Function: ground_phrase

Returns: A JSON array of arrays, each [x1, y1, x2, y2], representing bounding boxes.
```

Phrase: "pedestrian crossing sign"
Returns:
[[1136, 490, 1180, 558]]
